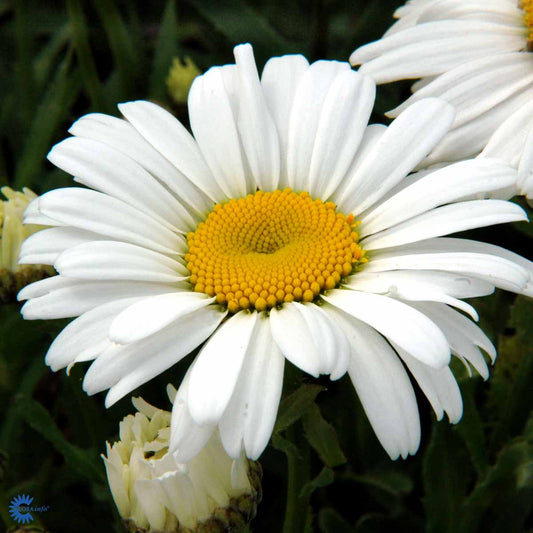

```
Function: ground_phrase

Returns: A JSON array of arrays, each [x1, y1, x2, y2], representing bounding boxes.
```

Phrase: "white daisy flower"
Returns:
[[19, 43, 533, 462], [103, 385, 261, 533], [350, 0, 533, 196]]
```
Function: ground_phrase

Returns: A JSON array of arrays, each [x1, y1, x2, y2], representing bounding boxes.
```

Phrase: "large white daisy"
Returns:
[[19, 43, 532, 462], [350, 0, 533, 196]]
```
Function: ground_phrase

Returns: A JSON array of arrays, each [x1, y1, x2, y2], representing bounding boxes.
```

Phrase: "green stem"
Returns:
[[282, 424, 311, 533]]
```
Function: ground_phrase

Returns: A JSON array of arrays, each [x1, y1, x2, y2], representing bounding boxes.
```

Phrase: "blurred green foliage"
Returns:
[[0, 0, 532, 532]]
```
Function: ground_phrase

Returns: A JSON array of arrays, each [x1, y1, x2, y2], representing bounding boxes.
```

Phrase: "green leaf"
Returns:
[[345, 471, 414, 497], [15, 395, 104, 484], [423, 421, 471, 533], [274, 384, 325, 433], [33, 23, 71, 89], [94, 0, 140, 99], [14, 52, 81, 190], [299, 466, 334, 498], [459, 438, 533, 532], [318, 508, 353, 533], [303, 403, 346, 467], [185, 0, 296, 57], [454, 380, 488, 476], [67, 0, 109, 112], [149, 0, 179, 100]]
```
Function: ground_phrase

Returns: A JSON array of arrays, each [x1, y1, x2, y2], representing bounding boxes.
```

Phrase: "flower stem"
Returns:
[[282, 424, 311, 533]]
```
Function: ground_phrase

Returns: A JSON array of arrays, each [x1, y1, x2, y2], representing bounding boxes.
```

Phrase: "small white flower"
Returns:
[[102, 386, 260, 533], [19, 43, 533, 461], [350, 0, 533, 197]]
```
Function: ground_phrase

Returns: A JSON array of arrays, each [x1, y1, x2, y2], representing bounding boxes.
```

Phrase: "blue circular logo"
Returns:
[[9, 493, 34, 524]]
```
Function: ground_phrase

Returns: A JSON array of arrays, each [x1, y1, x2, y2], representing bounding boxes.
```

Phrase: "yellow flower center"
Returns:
[[185, 188, 365, 313], [521, 0, 533, 50]]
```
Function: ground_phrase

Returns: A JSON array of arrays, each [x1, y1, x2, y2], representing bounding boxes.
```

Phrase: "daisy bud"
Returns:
[[0, 187, 52, 302], [166, 57, 202, 105], [102, 391, 261, 533]]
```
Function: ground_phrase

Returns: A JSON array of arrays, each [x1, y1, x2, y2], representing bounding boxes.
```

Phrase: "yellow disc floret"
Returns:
[[185, 188, 365, 313], [521, 0, 533, 50]]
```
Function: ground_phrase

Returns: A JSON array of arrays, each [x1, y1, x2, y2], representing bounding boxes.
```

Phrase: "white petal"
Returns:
[[85, 306, 227, 404], [362, 199, 527, 250], [21, 280, 173, 319], [261, 54, 309, 188], [35, 188, 184, 254], [336, 98, 455, 214], [323, 289, 450, 368], [69, 112, 213, 217], [307, 71, 376, 199], [109, 291, 216, 344], [187, 311, 258, 425], [18, 274, 76, 301], [286, 60, 351, 192], [396, 345, 463, 423], [365, 237, 530, 294], [118, 101, 224, 204], [269, 302, 321, 377], [188, 68, 249, 199], [45, 298, 141, 371], [55, 241, 187, 283], [19, 226, 105, 266], [170, 368, 215, 462], [360, 158, 517, 236], [328, 307, 420, 459], [219, 314, 284, 459], [234, 44, 280, 191]]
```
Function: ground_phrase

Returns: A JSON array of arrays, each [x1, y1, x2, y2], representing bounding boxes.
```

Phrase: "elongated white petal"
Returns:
[[35, 188, 184, 254], [21, 280, 173, 319], [188, 311, 258, 425], [234, 44, 280, 191], [395, 344, 463, 423], [219, 315, 284, 459], [286, 60, 351, 192], [19, 226, 105, 266], [323, 289, 450, 368], [269, 303, 321, 377], [18, 274, 77, 301], [109, 292, 215, 345], [336, 99, 455, 214], [84, 306, 227, 403], [45, 298, 141, 371], [55, 241, 187, 283], [360, 158, 517, 236], [69, 112, 213, 217], [118, 101, 224, 204], [328, 307, 420, 459], [261, 54, 309, 188], [362, 199, 526, 250], [188, 68, 249, 199]]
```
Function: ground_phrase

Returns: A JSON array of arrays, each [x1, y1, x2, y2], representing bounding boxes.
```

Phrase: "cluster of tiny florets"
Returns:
[[185, 188, 365, 313], [521, 0, 533, 50]]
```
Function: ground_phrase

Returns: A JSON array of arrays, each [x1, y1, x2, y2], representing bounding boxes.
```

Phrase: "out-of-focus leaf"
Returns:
[[303, 403, 346, 468], [274, 384, 325, 433], [489, 296, 533, 453], [94, 0, 139, 99], [272, 433, 301, 460], [300, 466, 334, 498], [185, 0, 296, 57], [15, 0, 35, 127], [459, 438, 533, 532], [15, 395, 104, 484], [14, 52, 81, 190], [149, 0, 179, 100], [454, 380, 488, 476], [34, 23, 71, 88], [423, 421, 471, 533], [345, 471, 414, 497], [318, 508, 353, 533], [67, 0, 109, 112]]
